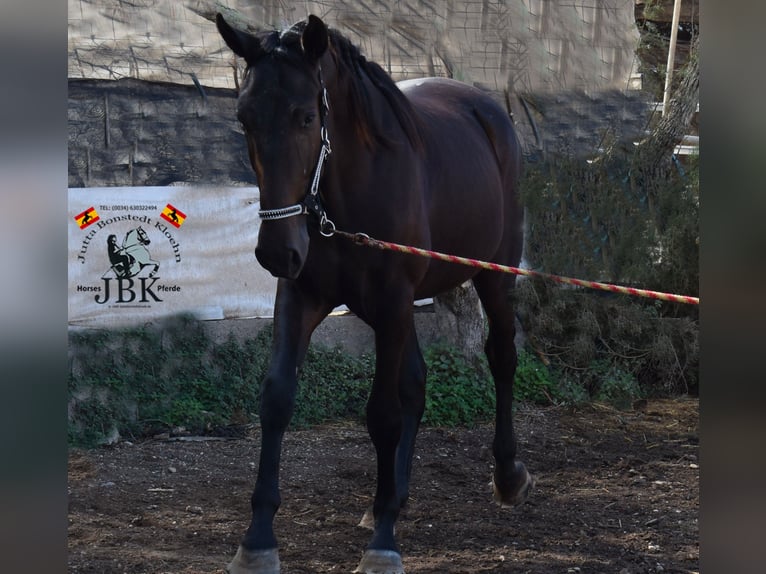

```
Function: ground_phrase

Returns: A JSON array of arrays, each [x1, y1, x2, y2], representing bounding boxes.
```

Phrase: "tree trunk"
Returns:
[[433, 282, 486, 359], [637, 34, 699, 171]]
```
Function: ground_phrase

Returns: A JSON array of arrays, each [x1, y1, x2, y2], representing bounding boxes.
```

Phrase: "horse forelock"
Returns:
[[239, 27, 312, 93]]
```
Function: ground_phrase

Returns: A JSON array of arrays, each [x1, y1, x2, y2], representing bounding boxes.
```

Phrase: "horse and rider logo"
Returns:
[[105, 226, 160, 279]]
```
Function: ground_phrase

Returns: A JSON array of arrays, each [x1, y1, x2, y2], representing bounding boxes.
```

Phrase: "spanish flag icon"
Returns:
[[74, 206, 100, 230], [160, 203, 187, 228]]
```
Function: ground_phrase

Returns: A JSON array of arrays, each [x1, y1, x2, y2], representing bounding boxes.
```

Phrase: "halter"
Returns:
[[257, 66, 336, 237]]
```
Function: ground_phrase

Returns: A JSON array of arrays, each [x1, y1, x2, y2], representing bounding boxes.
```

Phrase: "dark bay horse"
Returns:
[[216, 13, 533, 574]]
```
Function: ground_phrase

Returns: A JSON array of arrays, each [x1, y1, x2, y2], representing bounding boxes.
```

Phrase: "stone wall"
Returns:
[[68, 74, 650, 188], [68, 78, 254, 188]]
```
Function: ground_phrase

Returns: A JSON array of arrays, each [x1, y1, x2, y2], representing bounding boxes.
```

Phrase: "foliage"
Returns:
[[593, 363, 644, 410], [636, 19, 669, 101], [421, 345, 495, 426], [514, 347, 645, 410], [68, 315, 267, 446], [517, 86, 699, 402], [521, 148, 698, 300], [514, 277, 698, 404], [293, 345, 373, 427], [69, 315, 518, 446], [513, 349, 558, 405], [69, 295, 691, 447]]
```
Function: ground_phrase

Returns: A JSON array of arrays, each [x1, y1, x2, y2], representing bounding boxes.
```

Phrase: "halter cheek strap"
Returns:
[[258, 67, 336, 237]]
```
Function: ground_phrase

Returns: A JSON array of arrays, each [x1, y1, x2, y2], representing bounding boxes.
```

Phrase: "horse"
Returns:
[[118, 227, 159, 278], [216, 14, 533, 574]]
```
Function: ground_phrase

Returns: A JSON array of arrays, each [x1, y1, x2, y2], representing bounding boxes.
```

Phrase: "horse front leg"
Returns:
[[358, 328, 426, 531], [227, 279, 331, 574], [355, 297, 417, 574]]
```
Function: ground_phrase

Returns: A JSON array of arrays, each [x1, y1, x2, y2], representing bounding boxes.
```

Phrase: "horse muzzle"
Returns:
[[255, 219, 309, 279]]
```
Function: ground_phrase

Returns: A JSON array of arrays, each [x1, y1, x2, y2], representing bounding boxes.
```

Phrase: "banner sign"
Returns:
[[69, 186, 278, 327]]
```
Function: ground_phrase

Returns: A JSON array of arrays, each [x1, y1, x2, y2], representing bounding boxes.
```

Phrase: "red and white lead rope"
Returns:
[[333, 230, 699, 306]]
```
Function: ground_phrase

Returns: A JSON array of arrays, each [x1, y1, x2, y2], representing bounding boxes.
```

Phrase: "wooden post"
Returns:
[[661, 0, 683, 116], [103, 93, 110, 148], [86, 146, 91, 185]]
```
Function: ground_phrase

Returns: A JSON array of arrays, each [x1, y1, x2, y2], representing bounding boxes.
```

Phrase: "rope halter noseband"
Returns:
[[257, 66, 336, 237]]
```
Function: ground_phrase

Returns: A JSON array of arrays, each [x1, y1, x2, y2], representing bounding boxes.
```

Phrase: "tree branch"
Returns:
[[186, 0, 260, 34]]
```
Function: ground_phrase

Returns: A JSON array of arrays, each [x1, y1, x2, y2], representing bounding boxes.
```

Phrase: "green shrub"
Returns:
[[594, 365, 644, 410], [512, 348, 643, 410], [68, 315, 267, 446], [71, 310, 668, 446], [293, 346, 373, 427], [421, 345, 495, 426], [517, 143, 699, 399], [553, 374, 592, 407], [515, 280, 698, 400], [514, 349, 557, 405], [67, 393, 120, 446], [70, 315, 518, 445]]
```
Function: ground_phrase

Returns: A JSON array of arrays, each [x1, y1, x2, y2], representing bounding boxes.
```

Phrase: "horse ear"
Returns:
[[301, 14, 328, 63], [216, 13, 261, 64]]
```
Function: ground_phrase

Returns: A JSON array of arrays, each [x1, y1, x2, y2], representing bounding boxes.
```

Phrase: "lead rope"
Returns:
[[326, 229, 700, 305]]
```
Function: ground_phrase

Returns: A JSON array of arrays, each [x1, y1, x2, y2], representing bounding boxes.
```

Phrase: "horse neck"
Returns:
[[320, 87, 369, 205], [321, 60, 400, 204]]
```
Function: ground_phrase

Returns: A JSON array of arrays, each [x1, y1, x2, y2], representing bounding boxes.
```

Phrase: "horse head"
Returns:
[[122, 227, 151, 251], [217, 14, 330, 279], [135, 226, 150, 245]]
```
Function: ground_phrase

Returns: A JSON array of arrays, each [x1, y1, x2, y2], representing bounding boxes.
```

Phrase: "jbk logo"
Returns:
[[95, 277, 163, 305]]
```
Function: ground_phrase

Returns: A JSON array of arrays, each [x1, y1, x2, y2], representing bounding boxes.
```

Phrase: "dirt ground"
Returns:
[[68, 398, 698, 574]]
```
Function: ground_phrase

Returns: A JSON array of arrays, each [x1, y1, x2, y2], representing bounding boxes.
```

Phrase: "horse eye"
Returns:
[[302, 113, 316, 128]]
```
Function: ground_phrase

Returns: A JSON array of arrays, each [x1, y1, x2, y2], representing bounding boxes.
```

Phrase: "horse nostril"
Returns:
[[254, 245, 305, 279], [254, 245, 272, 273], [288, 249, 303, 276]]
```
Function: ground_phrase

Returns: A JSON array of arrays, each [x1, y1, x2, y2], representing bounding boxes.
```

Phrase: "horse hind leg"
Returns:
[[472, 271, 535, 508], [394, 330, 426, 508], [226, 547, 279, 574]]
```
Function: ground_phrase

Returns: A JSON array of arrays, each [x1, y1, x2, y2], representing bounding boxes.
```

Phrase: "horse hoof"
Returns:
[[354, 550, 405, 574], [226, 546, 280, 574], [357, 506, 375, 530], [491, 461, 536, 508]]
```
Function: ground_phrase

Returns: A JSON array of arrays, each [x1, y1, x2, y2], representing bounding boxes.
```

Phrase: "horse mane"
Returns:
[[252, 21, 424, 152]]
